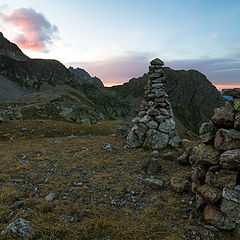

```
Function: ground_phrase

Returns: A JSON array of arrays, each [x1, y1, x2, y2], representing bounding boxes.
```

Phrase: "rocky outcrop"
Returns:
[[188, 89, 240, 232], [69, 67, 104, 87], [127, 59, 181, 150]]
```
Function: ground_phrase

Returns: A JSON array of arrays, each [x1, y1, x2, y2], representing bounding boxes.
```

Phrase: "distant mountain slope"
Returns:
[[108, 68, 226, 133], [0, 32, 226, 132], [69, 67, 104, 87]]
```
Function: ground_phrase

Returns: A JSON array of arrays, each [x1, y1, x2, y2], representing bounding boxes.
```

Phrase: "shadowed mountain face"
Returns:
[[69, 67, 104, 87], [0, 32, 225, 133]]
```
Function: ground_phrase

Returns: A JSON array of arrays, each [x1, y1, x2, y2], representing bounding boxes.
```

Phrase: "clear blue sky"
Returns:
[[1, 0, 240, 88]]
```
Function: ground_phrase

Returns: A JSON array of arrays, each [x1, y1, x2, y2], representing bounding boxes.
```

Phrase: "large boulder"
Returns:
[[199, 121, 218, 144], [219, 149, 240, 169], [211, 102, 235, 128], [143, 129, 169, 150], [194, 144, 220, 166], [203, 204, 236, 230], [214, 128, 240, 151]]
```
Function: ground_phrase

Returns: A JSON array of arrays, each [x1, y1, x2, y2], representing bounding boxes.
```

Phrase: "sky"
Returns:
[[0, 0, 240, 89]]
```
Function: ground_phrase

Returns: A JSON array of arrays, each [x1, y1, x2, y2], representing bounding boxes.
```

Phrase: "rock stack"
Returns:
[[127, 58, 181, 150], [189, 88, 240, 233]]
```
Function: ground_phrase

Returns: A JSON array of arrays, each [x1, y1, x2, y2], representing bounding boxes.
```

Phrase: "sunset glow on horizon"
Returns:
[[0, 0, 239, 87]]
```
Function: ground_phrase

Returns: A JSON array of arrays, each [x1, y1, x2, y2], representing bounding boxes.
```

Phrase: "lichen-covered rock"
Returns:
[[219, 149, 240, 169], [221, 198, 240, 223], [203, 204, 236, 230], [214, 128, 240, 151], [233, 98, 240, 111], [199, 121, 218, 144], [195, 144, 220, 166], [197, 184, 222, 204], [211, 102, 235, 128]]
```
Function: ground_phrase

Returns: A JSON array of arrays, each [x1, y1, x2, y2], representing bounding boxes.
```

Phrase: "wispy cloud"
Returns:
[[0, 7, 58, 52]]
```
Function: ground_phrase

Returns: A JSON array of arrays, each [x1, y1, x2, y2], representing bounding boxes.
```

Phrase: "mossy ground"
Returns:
[[0, 120, 237, 239]]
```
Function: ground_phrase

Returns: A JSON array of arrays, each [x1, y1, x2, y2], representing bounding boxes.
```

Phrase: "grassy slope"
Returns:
[[0, 120, 237, 240]]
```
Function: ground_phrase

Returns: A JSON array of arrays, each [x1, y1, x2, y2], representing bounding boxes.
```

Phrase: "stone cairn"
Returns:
[[187, 88, 240, 233], [127, 58, 181, 150]]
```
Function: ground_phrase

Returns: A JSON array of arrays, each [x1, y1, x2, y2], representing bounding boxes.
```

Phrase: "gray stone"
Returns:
[[152, 83, 164, 89], [222, 188, 240, 204], [1, 218, 35, 238], [221, 198, 240, 223], [127, 126, 145, 148], [150, 150, 160, 158], [154, 114, 165, 123], [159, 108, 173, 116], [148, 108, 160, 116], [150, 58, 164, 66], [159, 119, 175, 133], [146, 120, 158, 129], [102, 143, 112, 151], [140, 114, 152, 123], [143, 129, 169, 150], [45, 192, 55, 201], [143, 178, 164, 189]]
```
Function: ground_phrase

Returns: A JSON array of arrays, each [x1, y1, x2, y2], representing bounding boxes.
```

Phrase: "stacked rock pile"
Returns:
[[127, 58, 181, 150], [188, 88, 240, 233]]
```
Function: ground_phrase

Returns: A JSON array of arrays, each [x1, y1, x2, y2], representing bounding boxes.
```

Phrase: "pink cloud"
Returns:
[[0, 8, 58, 52]]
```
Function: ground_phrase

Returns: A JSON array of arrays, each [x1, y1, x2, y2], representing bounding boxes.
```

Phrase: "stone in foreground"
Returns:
[[1, 218, 35, 238], [219, 149, 240, 169], [170, 177, 188, 193], [203, 205, 236, 230], [214, 128, 240, 151], [143, 178, 164, 189]]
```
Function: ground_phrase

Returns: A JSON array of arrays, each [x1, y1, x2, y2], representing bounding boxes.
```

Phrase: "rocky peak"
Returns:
[[69, 66, 104, 87], [0, 32, 28, 61]]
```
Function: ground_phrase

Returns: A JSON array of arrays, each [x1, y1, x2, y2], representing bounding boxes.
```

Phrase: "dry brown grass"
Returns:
[[0, 120, 237, 240]]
